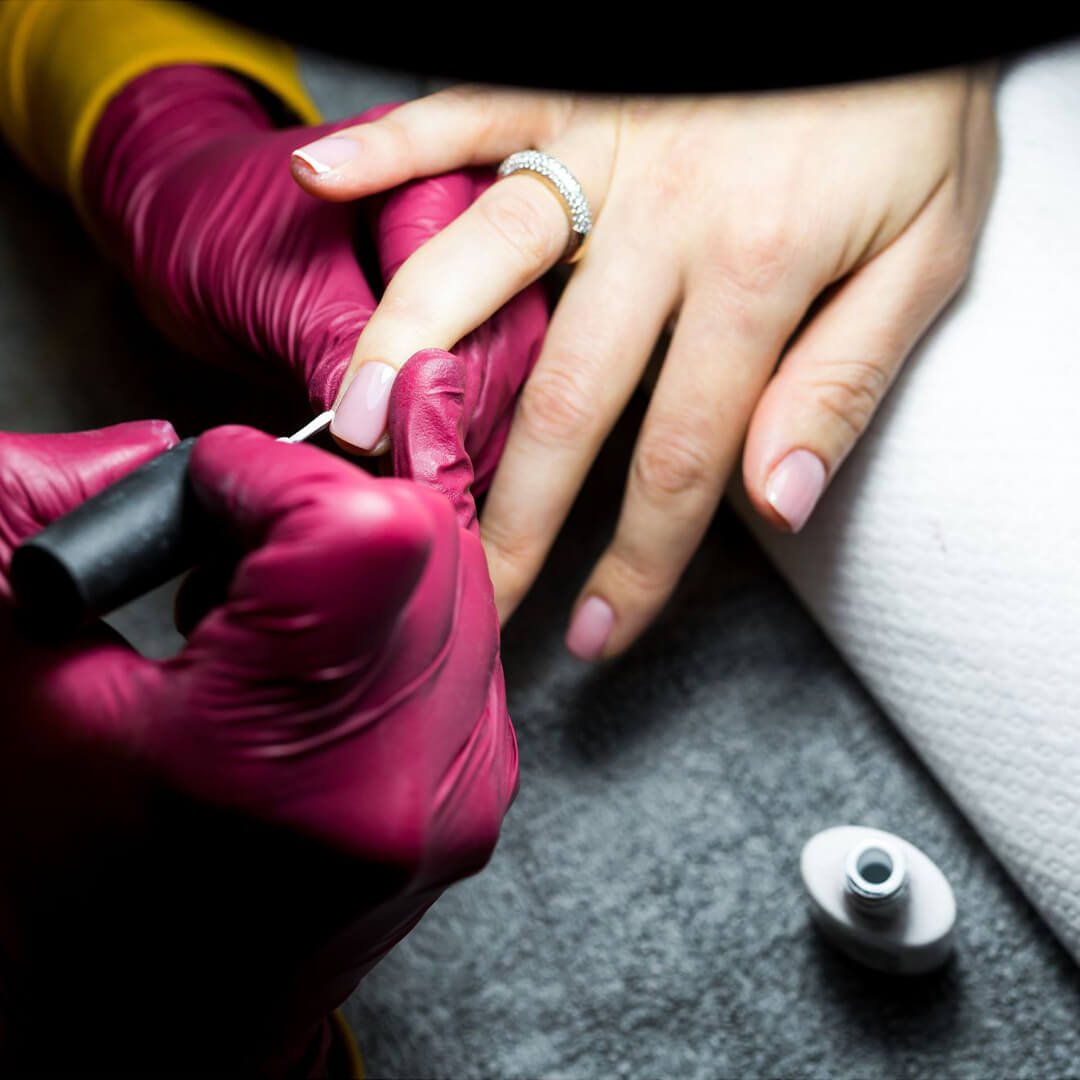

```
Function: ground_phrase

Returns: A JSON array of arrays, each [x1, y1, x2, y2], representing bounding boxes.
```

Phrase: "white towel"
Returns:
[[734, 39, 1080, 963]]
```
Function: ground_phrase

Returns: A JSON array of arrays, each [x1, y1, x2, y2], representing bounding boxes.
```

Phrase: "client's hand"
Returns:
[[82, 65, 546, 491], [290, 67, 998, 658], [0, 412, 515, 1075]]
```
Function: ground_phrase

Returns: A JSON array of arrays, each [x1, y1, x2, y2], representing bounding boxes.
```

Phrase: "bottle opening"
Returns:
[[855, 847, 894, 886], [844, 838, 908, 917]]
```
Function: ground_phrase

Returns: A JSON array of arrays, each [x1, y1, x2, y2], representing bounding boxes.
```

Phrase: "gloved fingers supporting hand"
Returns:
[[0, 422, 177, 766], [0, 420, 179, 588], [389, 348, 479, 534], [375, 164, 548, 490]]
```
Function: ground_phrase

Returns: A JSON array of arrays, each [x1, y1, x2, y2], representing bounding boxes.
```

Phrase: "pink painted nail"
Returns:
[[766, 449, 827, 532], [331, 362, 396, 451], [291, 135, 358, 176], [566, 596, 615, 661]]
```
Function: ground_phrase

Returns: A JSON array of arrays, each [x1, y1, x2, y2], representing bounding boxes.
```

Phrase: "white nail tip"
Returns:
[[292, 148, 330, 175]]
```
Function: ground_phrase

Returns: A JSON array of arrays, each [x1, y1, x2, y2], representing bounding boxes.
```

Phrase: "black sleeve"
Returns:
[[192, 5, 1078, 93]]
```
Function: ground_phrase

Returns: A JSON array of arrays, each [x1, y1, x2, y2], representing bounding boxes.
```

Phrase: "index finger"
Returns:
[[290, 85, 574, 201]]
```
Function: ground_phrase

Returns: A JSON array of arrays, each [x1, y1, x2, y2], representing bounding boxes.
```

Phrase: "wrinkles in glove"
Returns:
[[0, 413, 516, 1075], [82, 64, 546, 489]]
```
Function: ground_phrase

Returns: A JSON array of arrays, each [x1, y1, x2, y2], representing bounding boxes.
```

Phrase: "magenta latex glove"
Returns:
[[0, 416, 516, 1075], [83, 65, 546, 489]]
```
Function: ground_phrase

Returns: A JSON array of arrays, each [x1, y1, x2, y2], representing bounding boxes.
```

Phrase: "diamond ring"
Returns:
[[496, 149, 592, 263]]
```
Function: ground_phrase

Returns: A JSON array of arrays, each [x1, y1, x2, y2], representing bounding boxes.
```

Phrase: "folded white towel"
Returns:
[[735, 38, 1080, 963]]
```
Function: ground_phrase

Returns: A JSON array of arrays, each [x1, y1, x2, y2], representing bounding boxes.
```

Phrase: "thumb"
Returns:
[[389, 349, 479, 533], [186, 425, 434, 667]]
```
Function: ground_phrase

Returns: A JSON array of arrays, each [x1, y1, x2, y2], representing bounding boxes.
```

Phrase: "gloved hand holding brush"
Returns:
[[0, 355, 515, 1075]]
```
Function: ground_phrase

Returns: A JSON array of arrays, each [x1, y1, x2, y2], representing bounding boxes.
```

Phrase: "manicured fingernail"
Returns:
[[291, 136, 358, 175], [331, 362, 396, 450], [766, 449, 827, 532], [566, 596, 615, 661]]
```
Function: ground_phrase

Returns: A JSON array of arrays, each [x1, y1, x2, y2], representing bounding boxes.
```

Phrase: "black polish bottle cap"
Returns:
[[10, 438, 214, 637]]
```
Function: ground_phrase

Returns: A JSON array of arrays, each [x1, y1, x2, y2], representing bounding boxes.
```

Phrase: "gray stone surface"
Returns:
[[0, 51, 1077, 1080]]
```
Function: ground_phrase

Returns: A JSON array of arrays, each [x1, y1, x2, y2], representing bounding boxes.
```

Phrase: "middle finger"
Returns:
[[329, 124, 615, 454]]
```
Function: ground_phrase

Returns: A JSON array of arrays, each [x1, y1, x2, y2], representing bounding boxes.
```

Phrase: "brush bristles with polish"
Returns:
[[279, 409, 335, 444]]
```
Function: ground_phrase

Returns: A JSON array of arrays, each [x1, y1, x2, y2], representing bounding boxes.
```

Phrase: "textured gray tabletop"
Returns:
[[1, 53, 1078, 1080]]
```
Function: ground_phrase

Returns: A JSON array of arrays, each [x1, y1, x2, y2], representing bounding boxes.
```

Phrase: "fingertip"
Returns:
[[565, 594, 615, 662], [193, 422, 271, 451], [290, 132, 358, 172], [290, 146, 332, 178], [741, 452, 795, 533], [742, 387, 829, 533], [762, 449, 827, 533], [147, 419, 180, 451], [289, 135, 371, 202], [330, 360, 397, 452]]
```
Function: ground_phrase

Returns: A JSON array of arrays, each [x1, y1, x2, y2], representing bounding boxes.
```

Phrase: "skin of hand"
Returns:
[[0, 408, 516, 1075], [290, 65, 999, 660], [82, 64, 546, 492]]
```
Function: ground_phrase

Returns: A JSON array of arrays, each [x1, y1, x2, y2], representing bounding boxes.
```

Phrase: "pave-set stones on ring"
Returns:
[[496, 149, 593, 261]]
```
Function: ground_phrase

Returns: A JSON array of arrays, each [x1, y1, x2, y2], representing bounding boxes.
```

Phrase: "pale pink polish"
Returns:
[[766, 449, 827, 532], [566, 596, 615, 661], [291, 136, 358, 176], [331, 362, 396, 451]]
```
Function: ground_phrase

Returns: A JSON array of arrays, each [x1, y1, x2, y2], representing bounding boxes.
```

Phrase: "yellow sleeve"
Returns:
[[0, 0, 321, 199], [329, 1009, 365, 1078]]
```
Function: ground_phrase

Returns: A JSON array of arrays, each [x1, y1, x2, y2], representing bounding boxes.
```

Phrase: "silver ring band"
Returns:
[[496, 149, 592, 263]]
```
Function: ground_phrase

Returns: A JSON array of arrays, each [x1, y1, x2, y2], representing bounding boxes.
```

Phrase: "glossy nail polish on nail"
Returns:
[[331, 362, 396, 451], [766, 449, 826, 533], [566, 596, 615, 661], [291, 135, 358, 176]]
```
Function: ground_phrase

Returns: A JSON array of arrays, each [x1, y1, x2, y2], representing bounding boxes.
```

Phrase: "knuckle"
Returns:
[[808, 358, 892, 441], [516, 365, 596, 446], [372, 287, 435, 340], [724, 210, 800, 296], [436, 83, 495, 117], [603, 541, 678, 601], [438, 84, 499, 140], [477, 184, 564, 272], [371, 111, 414, 160], [633, 426, 715, 503]]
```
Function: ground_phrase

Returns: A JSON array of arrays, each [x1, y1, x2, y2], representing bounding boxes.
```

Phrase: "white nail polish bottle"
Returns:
[[800, 825, 956, 975]]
